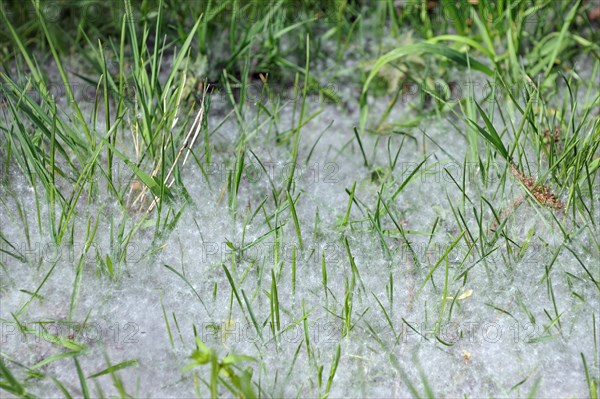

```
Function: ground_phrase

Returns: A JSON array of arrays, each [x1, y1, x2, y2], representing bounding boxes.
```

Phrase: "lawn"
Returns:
[[0, 0, 599, 397]]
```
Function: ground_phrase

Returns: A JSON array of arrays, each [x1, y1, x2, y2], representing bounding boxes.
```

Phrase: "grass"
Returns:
[[0, 0, 599, 397]]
